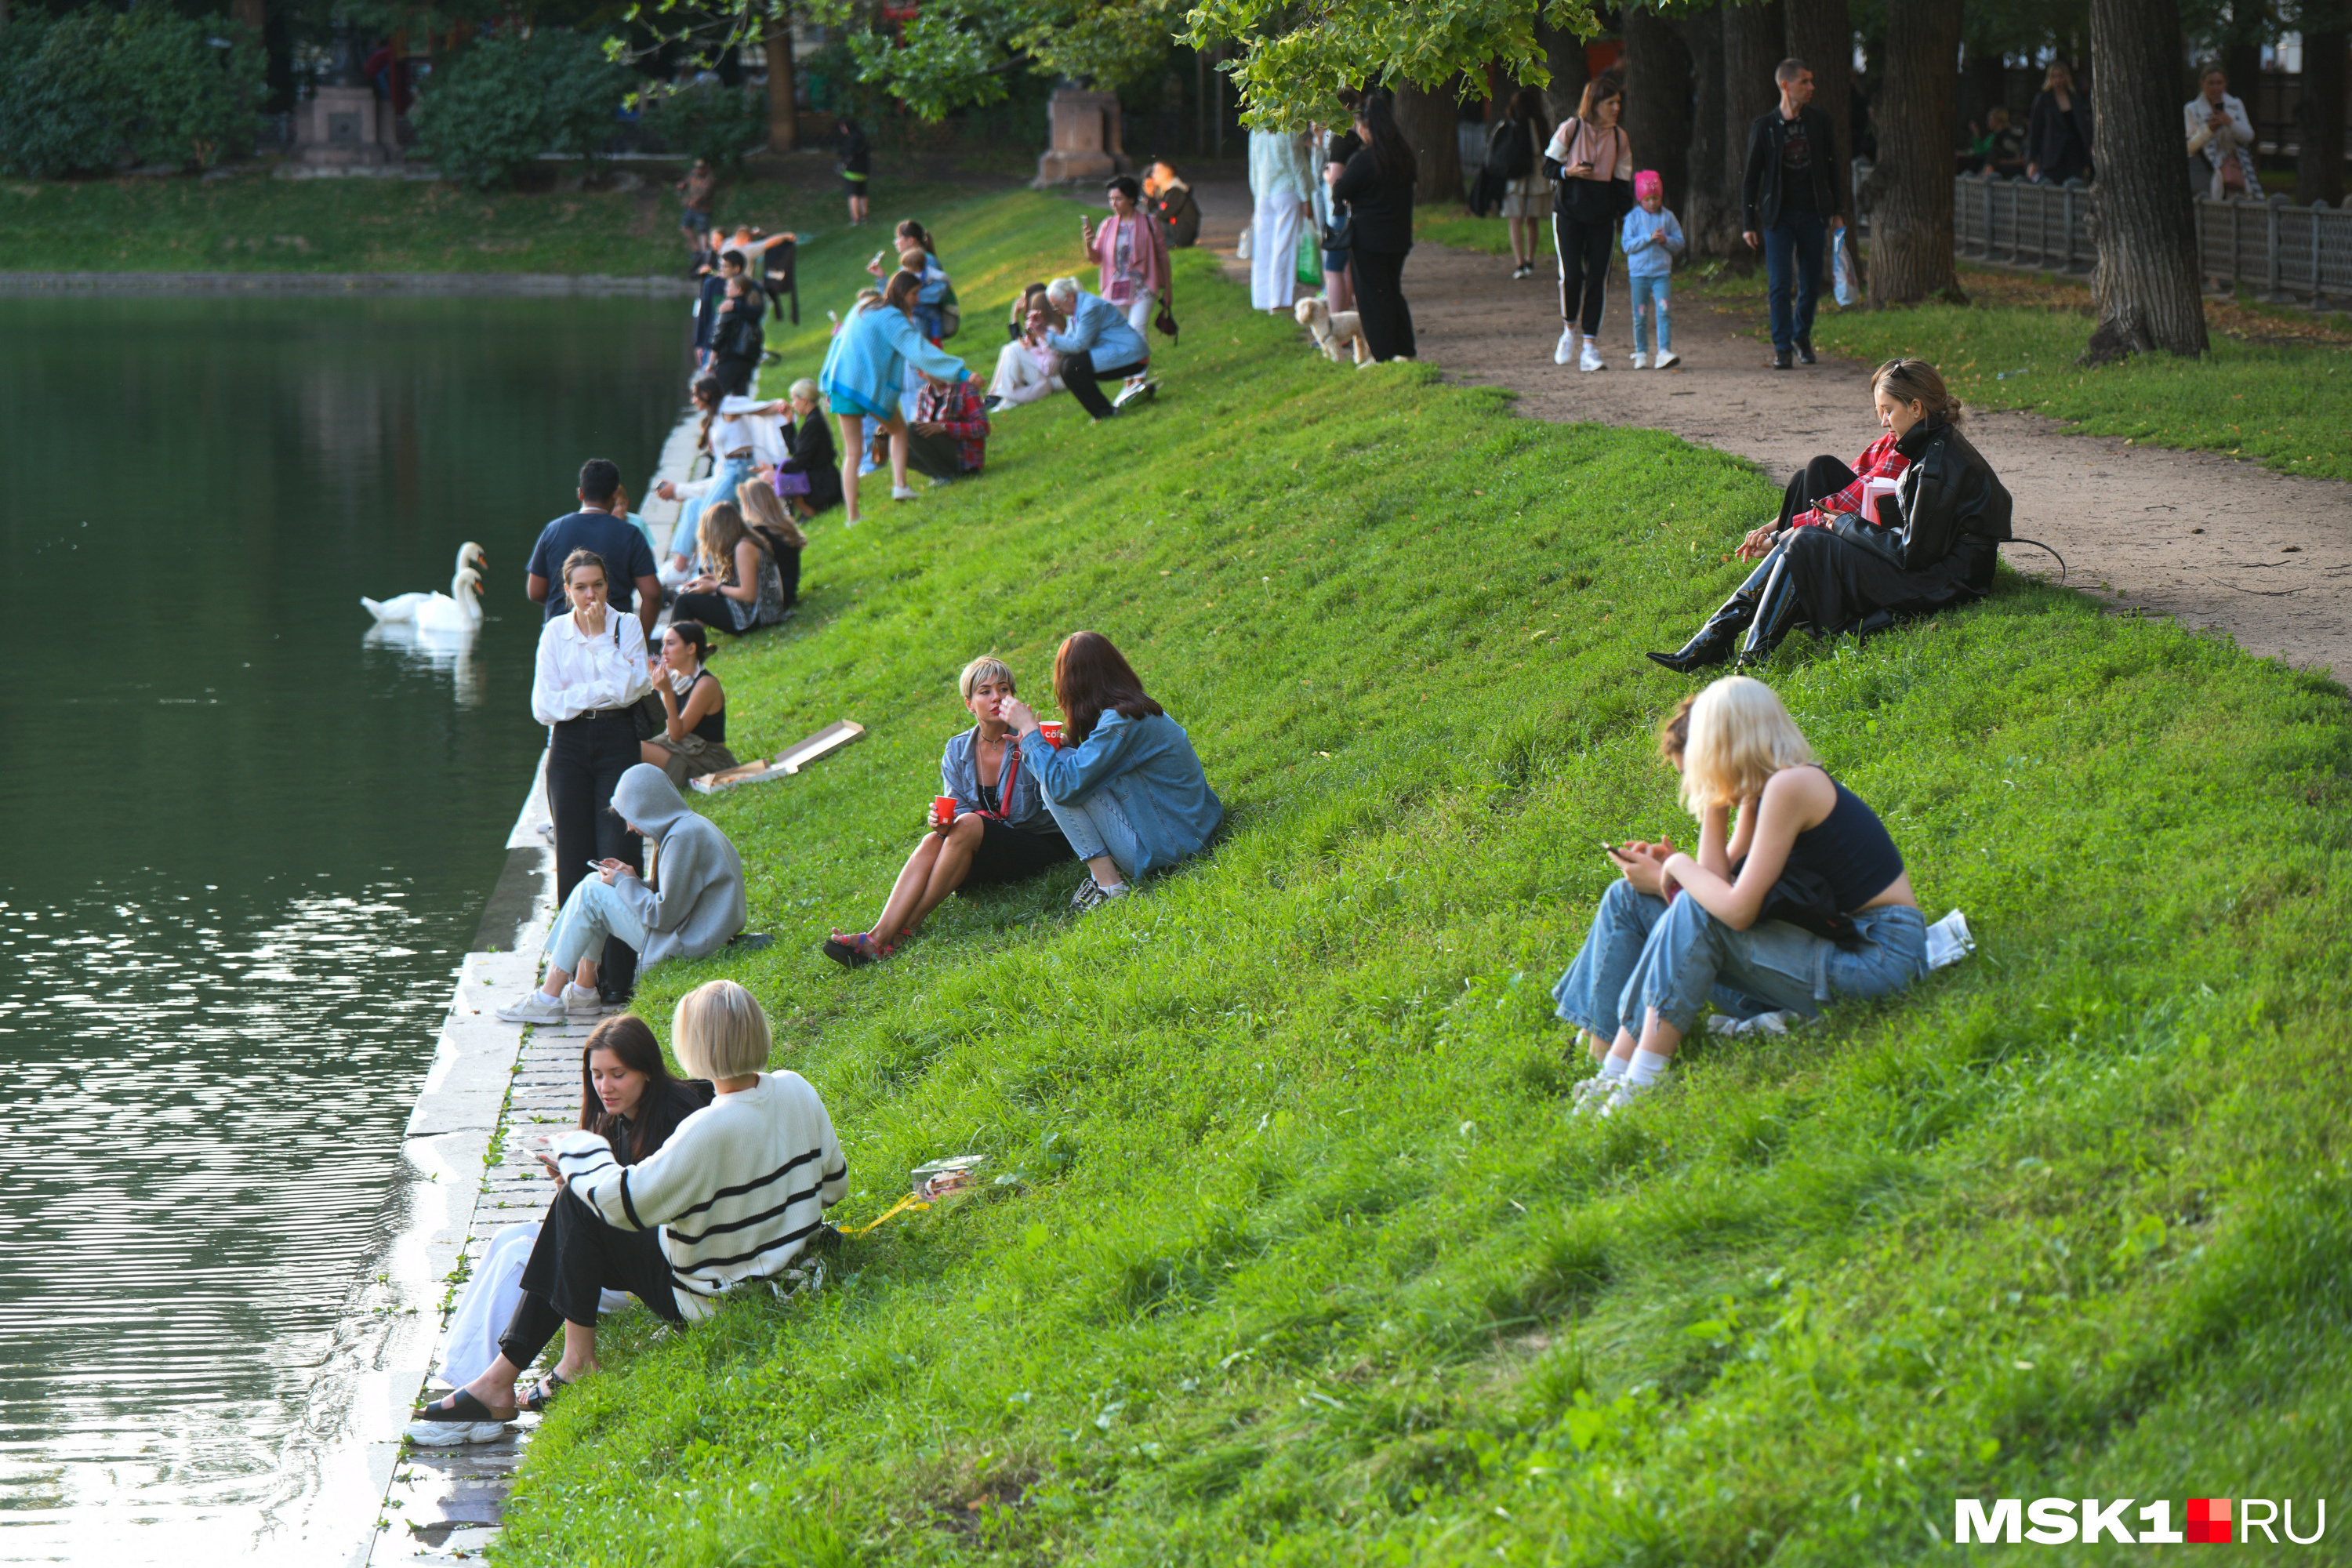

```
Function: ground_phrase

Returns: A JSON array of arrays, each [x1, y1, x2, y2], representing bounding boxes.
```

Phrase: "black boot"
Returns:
[[1736, 554, 1802, 667], [1646, 590, 1756, 673]]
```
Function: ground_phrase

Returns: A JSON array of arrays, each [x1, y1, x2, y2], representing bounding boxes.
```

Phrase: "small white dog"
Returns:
[[1295, 296, 1374, 367]]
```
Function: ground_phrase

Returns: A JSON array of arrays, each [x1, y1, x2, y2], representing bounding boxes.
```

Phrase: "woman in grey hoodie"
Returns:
[[498, 765, 747, 1022]]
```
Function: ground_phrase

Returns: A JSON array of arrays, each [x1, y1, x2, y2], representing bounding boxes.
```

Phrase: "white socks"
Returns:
[[1597, 1053, 1630, 1081], [1626, 1047, 1674, 1087]]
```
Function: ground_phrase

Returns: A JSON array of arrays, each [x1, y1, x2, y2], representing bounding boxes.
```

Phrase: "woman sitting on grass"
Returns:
[[823, 656, 1075, 967], [419, 1014, 714, 1438], [670, 498, 789, 636], [641, 619, 739, 788], [1552, 677, 1928, 1117], [758, 378, 841, 520], [497, 765, 745, 1023], [652, 376, 750, 590], [412, 980, 845, 1439], [1649, 358, 2013, 672], [998, 631, 1222, 913], [985, 282, 1064, 412], [735, 480, 806, 608]]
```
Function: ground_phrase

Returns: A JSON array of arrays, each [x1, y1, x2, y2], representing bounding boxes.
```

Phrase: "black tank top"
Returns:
[[680, 670, 725, 744], [1784, 766, 1904, 912]]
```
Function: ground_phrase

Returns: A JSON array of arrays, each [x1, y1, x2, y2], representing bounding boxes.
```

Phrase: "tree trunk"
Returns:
[[2083, 0, 2208, 360], [1721, 0, 1784, 238], [2297, 30, 2348, 209], [1865, 0, 1962, 306], [231, 0, 263, 34], [1394, 78, 1462, 205], [1536, 16, 1590, 132], [1785, 0, 1850, 219], [1621, 4, 1691, 216], [1680, 6, 1736, 256], [764, 9, 797, 153]]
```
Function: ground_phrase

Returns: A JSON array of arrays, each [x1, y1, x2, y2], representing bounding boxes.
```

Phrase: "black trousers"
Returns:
[[546, 709, 644, 999], [1553, 214, 1613, 334], [710, 353, 758, 397], [670, 588, 746, 633], [1778, 455, 1860, 531], [496, 1187, 681, 1370], [1352, 245, 1415, 361], [1061, 349, 1149, 421]]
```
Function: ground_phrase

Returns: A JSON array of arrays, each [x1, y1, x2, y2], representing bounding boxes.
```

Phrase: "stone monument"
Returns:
[[292, 27, 396, 169], [1033, 86, 1127, 186]]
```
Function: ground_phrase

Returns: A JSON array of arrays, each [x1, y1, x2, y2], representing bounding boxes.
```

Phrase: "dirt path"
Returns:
[[1172, 176, 2352, 677]]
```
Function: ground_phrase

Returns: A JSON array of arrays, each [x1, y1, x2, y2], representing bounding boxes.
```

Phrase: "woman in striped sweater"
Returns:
[[410, 980, 846, 1440]]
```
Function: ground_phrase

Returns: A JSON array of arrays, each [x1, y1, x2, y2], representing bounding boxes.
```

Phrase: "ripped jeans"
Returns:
[[1553, 880, 1926, 1041], [1628, 273, 1671, 357]]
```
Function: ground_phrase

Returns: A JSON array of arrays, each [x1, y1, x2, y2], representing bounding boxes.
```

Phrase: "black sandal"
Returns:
[[519, 1370, 571, 1413], [412, 1388, 515, 1424]]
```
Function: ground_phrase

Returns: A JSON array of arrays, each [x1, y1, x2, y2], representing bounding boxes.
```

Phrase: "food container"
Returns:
[[910, 1155, 986, 1200]]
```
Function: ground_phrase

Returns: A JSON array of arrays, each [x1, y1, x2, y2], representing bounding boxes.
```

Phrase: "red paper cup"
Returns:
[[1040, 720, 1065, 748], [931, 795, 956, 827]]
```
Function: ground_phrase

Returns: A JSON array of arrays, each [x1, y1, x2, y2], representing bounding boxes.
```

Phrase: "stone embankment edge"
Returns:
[[343, 405, 705, 1566], [0, 272, 693, 296]]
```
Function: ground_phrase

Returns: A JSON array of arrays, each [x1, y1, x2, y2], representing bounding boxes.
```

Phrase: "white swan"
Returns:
[[363, 543, 488, 630]]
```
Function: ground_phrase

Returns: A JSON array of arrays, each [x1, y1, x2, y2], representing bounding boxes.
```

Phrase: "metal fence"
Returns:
[[1950, 172, 2352, 307]]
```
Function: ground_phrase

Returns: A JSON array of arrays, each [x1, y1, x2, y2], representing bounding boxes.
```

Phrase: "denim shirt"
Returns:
[[939, 726, 1050, 830], [1019, 710, 1222, 877]]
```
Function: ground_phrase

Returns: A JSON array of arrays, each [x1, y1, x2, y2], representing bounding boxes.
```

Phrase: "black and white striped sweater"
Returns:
[[552, 1071, 847, 1318]]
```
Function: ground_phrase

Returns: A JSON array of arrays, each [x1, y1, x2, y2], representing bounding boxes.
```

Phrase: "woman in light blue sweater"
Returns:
[[1000, 631, 1223, 911], [1619, 171, 1685, 370], [818, 269, 969, 523]]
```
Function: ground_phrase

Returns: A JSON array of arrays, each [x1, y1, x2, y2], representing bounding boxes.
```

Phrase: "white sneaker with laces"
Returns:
[[1578, 341, 1607, 372], [1553, 325, 1577, 365], [404, 1419, 509, 1448], [495, 989, 565, 1025], [1630, 351, 1650, 369], [1654, 349, 1681, 370], [561, 983, 602, 1015]]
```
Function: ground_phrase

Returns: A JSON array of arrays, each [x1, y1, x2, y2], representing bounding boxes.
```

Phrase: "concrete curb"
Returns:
[[0, 272, 694, 296]]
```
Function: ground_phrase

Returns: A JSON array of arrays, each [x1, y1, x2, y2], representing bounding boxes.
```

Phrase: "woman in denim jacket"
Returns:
[[999, 631, 1223, 911]]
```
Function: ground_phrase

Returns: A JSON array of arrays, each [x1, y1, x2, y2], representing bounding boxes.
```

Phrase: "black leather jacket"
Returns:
[[1892, 415, 2011, 571]]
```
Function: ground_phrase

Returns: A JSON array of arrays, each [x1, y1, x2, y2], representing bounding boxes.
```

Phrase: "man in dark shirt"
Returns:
[[1740, 57, 1849, 369], [525, 458, 663, 640]]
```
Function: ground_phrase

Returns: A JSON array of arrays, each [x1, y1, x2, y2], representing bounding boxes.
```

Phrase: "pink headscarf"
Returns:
[[1633, 170, 1663, 202]]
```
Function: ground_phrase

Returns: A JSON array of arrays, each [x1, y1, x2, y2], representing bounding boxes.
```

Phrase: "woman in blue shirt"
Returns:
[[819, 270, 969, 524], [999, 631, 1221, 910]]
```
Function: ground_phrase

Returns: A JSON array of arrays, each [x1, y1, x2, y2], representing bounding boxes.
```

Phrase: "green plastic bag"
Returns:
[[1298, 225, 1322, 285]]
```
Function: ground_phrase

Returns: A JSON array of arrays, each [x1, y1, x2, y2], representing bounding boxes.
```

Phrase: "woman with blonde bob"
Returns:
[[412, 979, 846, 1441], [1552, 677, 1927, 1117]]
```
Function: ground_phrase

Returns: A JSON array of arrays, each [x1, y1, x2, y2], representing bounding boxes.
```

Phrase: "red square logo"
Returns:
[[2187, 1497, 2232, 1544]]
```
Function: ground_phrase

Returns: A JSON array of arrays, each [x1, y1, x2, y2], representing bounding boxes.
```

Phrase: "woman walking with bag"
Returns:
[[1327, 96, 1417, 363], [1493, 89, 1553, 280], [1545, 76, 1633, 372]]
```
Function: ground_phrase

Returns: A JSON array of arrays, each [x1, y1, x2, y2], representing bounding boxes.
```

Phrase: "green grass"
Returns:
[[0, 164, 971, 274], [490, 191, 2352, 1566]]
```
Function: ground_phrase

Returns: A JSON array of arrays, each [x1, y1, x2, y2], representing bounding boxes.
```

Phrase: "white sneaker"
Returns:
[[1566, 1073, 1618, 1116], [1553, 325, 1577, 365], [561, 982, 602, 1015], [404, 1418, 510, 1447], [1654, 349, 1681, 370], [495, 989, 565, 1025], [1598, 1076, 1658, 1117], [1578, 342, 1606, 372], [1630, 350, 1650, 369], [890, 485, 920, 501]]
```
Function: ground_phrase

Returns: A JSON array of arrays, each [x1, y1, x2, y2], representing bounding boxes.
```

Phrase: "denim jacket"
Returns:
[[1020, 710, 1222, 877], [939, 726, 1051, 831]]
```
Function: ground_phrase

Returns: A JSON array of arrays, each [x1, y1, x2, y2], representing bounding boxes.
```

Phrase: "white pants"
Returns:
[[1250, 194, 1305, 310], [435, 1221, 630, 1388], [1120, 289, 1156, 336], [989, 342, 1063, 406]]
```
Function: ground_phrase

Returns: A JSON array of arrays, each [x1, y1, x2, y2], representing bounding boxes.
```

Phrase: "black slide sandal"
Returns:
[[412, 1388, 514, 1424], [518, 1370, 570, 1414]]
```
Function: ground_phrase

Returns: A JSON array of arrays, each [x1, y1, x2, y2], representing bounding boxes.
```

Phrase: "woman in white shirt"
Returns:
[[532, 548, 652, 1004], [652, 376, 786, 589]]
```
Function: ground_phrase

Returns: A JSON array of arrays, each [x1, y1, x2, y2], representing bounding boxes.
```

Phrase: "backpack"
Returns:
[[1483, 117, 1533, 180], [935, 278, 961, 339]]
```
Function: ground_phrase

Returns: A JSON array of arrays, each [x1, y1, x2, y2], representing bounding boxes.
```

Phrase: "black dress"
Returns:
[[779, 412, 842, 514]]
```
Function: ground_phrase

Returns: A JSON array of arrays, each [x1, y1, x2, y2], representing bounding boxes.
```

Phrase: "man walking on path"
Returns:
[[1741, 59, 1848, 371], [1248, 126, 1316, 313]]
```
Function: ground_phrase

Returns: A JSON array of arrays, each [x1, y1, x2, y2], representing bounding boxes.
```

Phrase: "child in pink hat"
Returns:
[[1620, 171, 1685, 369]]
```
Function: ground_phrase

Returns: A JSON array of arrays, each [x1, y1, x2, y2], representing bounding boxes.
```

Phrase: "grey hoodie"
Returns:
[[609, 764, 747, 968]]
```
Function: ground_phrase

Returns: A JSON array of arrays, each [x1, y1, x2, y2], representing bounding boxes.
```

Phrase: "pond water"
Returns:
[[0, 293, 686, 1562]]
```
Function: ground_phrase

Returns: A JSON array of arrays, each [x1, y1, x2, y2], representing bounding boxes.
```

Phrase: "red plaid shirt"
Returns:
[[1791, 433, 1911, 530], [913, 380, 991, 474]]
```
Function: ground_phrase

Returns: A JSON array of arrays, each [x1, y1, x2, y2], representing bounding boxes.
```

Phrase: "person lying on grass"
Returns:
[[1554, 676, 1928, 1117], [996, 631, 1222, 913], [641, 619, 739, 788], [1648, 358, 2012, 672], [823, 656, 1076, 967], [412, 980, 845, 1440], [497, 765, 746, 1023], [416, 1014, 714, 1443]]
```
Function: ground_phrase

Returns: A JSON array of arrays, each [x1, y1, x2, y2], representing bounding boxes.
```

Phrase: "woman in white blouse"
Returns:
[[532, 548, 653, 1004]]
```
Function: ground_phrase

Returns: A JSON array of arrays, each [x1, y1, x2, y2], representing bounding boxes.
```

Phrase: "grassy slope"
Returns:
[[1414, 205, 2352, 484], [0, 166, 967, 275], [493, 191, 2352, 1566]]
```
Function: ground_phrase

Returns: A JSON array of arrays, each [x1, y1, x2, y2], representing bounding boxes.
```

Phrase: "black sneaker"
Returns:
[[1795, 338, 1817, 365], [981, 394, 1004, 412], [1770, 347, 1793, 370]]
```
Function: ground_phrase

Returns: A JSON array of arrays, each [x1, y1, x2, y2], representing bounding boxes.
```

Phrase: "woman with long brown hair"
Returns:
[[671, 497, 789, 635], [996, 631, 1222, 911], [1544, 74, 1632, 372]]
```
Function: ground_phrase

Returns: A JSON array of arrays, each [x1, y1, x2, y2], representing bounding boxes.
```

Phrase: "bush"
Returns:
[[646, 81, 765, 169], [0, 5, 261, 178], [411, 28, 629, 191]]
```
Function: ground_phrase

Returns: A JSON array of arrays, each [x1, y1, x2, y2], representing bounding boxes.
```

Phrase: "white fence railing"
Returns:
[[1950, 172, 2352, 307]]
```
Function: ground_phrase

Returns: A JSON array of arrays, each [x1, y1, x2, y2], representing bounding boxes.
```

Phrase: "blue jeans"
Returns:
[[1628, 274, 1672, 356], [1628, 891, 1928, 1036], [1762, 210, 1827, 350], [671, 456, 750, 560], [548, 877, 651, 977], [1044, 789, 1145, 880], [1553, 881, 1777, 1043]]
